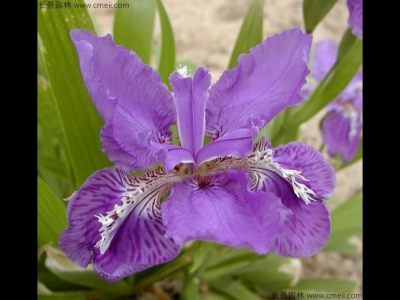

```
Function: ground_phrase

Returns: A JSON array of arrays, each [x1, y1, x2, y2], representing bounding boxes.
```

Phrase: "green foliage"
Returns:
[[228, 0, 263, 69], [324, 190, 363, 254], [113, 0, 156, 64], [38, 177, 68, 246], [303, 0, 338, 33]]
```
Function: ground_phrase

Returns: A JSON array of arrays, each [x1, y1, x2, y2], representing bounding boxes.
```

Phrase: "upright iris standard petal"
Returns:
[[249, 139, 334, 256], [162, 170, 292, 254], [70, 29, 192, 171], [206, 28, 312, 139], [347, 0, 363, 39], [59, 167, 181, 282], [170, 67, 211, 157]]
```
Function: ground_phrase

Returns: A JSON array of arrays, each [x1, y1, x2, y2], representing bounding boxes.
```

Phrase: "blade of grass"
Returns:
[[227, 0, 263, 69]]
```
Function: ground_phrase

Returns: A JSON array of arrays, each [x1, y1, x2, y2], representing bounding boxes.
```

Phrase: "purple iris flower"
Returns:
[[59, 28, 336, 282], [306, 39, 362, 162], [347, 0, 363, 39]]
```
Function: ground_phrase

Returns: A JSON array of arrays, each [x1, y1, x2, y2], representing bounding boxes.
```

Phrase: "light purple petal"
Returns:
[[311, 39, 337, 81], [162, 170, 292, 254], [206, 28, 312, 139], [170, 66, 211, 157], [70, 29, 178, 171], [59, 167, 180, 282], [347, 0, 363, 39], [195, 129, 253, 166], [322, 110, 361, 162]]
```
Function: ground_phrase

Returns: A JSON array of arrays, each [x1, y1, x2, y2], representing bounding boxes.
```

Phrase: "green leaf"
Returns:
[[337, 27, 360, 60], [155, 0, 176, 88], [324, 190, 362, 254], [209, 280, 263, 300], [183, 280, 200, 300], [199, 291, 232, 300], [284, 37, 362, 129], [303, 0, 338, 33], [286, 279, 357, 299], [38, 292, 90, 300], [235, 254, 301, 296], [37, 177, 68, 247], [38, 74, 73, 199], [202, 247, 260, 281], [113, 0, 156, 64], [38, 40, 48, 78], [41, 245, 134, 297], [38, 154, 71, 182], [183, 243, 216, 300], [227, 0, 263, 69], [38, 1, 112, 188]]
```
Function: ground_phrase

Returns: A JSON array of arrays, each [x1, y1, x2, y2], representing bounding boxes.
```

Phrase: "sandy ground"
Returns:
[[87, 0, 362, 296]]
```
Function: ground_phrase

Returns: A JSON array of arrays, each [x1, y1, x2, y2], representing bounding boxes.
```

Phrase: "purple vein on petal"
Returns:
[[59, 166, 185, 282]]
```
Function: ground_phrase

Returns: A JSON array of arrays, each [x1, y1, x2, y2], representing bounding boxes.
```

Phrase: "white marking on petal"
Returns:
[[177, 64, 191, 78], [249, 141, 318, 205], [94, 168, 187, 254], [203, 141, 319, 205], [343, 106, 358, 139]]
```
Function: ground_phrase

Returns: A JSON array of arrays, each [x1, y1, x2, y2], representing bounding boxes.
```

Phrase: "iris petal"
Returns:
[[70, 29, 180, 171], [195, 129, 253, 166], [206, 28, 312, 139], [59, 167, 181, 282], [248, 139, 333, 256], [162, 170, 291, 254], [347, 0, 363, 39], [170, 66, 211, 157], [310, 39, 337, 81]]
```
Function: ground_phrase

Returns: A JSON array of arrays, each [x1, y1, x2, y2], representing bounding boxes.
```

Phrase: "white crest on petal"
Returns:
[[342, 105, 359, 140], [177, 64, 191, 78], [249, 141, 318, 205], [94, 168, 187, 254]]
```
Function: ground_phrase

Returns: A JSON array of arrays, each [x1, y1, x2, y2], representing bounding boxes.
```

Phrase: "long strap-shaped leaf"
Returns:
[[155, 0, 176, 88], [38, 1, 111, 189], [228, 0, 264, 69], [303, 0, 338, 33], [38, 177, 67, 246], [113, 0, 156, 64]]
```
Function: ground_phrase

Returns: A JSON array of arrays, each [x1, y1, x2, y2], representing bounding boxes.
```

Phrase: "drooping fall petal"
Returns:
[[59, 167, 181, 282], [162, 170, 292, 254]]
